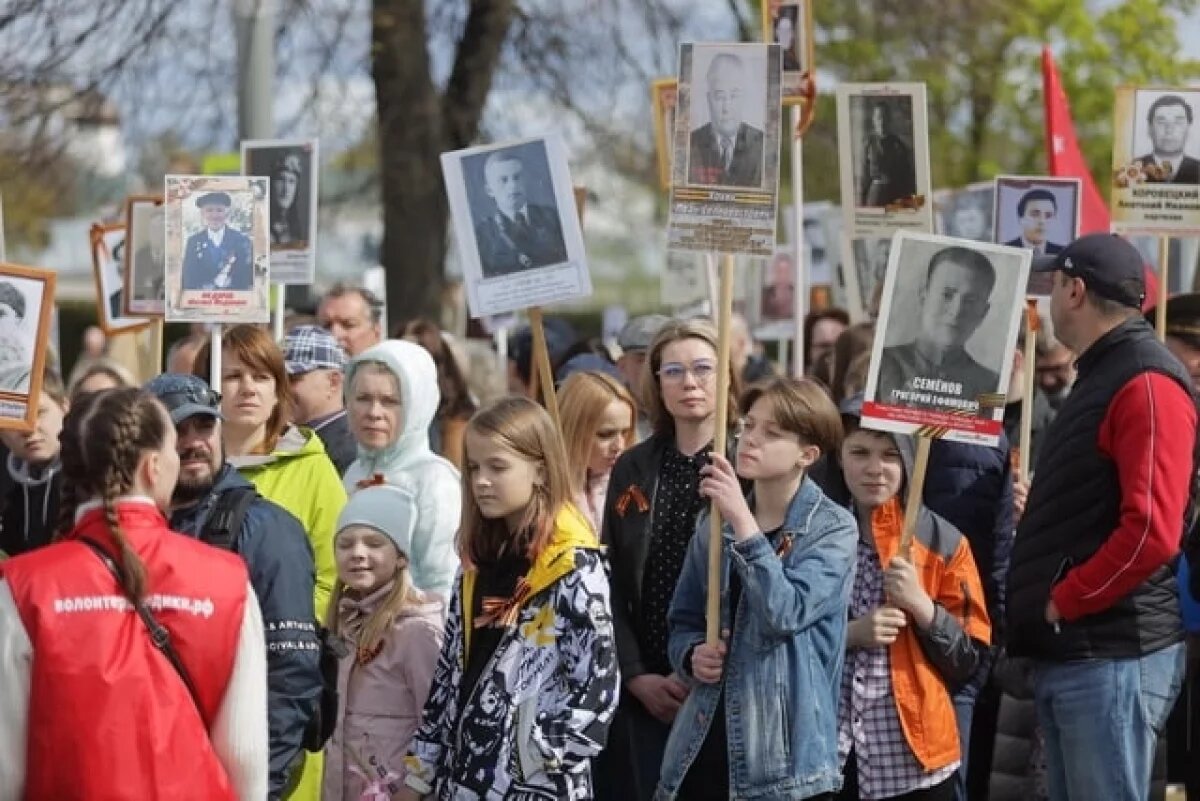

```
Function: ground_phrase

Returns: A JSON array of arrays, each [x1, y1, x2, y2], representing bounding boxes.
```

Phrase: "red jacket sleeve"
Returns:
[[1051, 371, 1196, 621]]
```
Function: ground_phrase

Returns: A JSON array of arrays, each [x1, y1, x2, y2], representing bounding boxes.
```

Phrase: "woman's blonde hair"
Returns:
[[327, 533, 419, 655], [458, 397, 573, 569], [643, 318, 740, 436], [558, 371, 636, 494]]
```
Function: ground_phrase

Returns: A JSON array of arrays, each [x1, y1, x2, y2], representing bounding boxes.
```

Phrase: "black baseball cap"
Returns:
[[1030, 233, 1146, 309], [144, 373, 223, 424]]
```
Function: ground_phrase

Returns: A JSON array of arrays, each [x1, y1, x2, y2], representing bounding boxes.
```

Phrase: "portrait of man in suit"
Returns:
[[180, 192, 253, 292], [876, 245, 1000, 415], [1005, 188, 1065, 255], [472, 149, 568, 278], [687, 52, 765, 188], [1137, 94, 1200, 184], [858, 99, 917, 207]]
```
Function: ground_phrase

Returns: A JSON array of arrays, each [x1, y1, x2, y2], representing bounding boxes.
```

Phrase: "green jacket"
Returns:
[[231, 426, 346, 618]]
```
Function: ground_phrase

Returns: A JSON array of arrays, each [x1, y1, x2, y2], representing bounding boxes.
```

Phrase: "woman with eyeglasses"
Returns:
[[594, 318, 741, 801]]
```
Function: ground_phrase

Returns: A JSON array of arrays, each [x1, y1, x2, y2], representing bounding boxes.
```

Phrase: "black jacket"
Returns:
[[309, 410, 356, 477], [1007, 318, 1191, 661], [0, 456, 62, 557], [601, 431, 741, 681], [170, 464, 322, 800]]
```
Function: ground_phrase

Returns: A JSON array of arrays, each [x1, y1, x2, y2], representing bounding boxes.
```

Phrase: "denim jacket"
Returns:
[[655, 477, 857, 800]]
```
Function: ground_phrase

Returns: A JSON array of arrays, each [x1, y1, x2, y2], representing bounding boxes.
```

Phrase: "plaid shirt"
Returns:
[[837, 538, 957, 800]]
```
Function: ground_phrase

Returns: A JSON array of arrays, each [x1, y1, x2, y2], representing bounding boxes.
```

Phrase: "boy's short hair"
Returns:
[[742, 377, 844, 457]]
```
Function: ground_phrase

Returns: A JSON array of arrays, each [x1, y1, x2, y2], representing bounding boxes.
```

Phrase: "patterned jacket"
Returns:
[[403, 504, 619, 799]]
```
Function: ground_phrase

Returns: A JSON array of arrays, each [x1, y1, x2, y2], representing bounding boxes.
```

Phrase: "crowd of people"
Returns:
[[0, 234, 1198, 801]]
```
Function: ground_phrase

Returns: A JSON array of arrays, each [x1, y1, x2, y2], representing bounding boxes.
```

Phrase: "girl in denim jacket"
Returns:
[[656, 378, 858, 800]]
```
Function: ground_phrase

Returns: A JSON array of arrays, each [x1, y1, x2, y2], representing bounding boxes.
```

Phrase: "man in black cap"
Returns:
[[181, 191, 253, 291], [145, 373, 323, 799], [1006, 233, 1196, 801]]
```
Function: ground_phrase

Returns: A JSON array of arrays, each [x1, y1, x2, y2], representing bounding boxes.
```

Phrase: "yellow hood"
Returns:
[[462, 503, 599, 649]]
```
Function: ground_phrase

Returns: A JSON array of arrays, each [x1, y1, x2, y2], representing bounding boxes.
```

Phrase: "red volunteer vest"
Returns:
[[0, 503, 250, 800]]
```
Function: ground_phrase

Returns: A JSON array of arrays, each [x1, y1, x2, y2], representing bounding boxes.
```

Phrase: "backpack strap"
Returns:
[[201, 486, 259, 551], [78, 537, 203, 714]]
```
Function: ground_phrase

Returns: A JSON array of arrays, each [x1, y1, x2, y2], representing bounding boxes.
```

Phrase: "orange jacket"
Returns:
[[871, 497, 992, 771]]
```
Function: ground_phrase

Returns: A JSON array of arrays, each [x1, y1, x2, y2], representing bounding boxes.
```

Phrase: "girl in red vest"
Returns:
[[0, 387, 269, 800]]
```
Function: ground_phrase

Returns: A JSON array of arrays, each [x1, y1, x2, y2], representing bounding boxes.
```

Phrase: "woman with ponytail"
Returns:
[[0, 387, 270, 800]]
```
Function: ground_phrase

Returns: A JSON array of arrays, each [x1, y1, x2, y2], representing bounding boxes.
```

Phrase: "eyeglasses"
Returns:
[[657, 360, 717, 384]]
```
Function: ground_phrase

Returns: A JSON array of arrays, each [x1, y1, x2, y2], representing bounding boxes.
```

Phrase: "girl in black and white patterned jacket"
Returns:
[[400, 396, 619, 800]]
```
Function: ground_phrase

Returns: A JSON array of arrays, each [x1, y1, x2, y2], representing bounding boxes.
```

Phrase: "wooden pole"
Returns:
[[1018, 299, 1038, 480], [1157, 236, 1170, 342], [704, 252, 719, 319], [272, 285, 286, 341], [898, 435, 932, 560], [706, 252, 736, 645], [209, 325, 222, 390], [528, 306, 560, 429], [790, 105, 807, 377]]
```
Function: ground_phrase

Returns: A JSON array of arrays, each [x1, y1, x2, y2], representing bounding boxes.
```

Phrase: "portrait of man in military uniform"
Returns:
[[470, 148, 568, 279], [180, 191, 253, 292]]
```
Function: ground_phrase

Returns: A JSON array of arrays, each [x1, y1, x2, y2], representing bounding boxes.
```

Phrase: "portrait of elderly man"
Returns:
[[472, 148, 568, 278], [180, 191, 253, 292], [876, 245, 1000, 415], [269, 152, 307, 246], [688, 51, 765, 188], [1137, 94, 1200, 184]]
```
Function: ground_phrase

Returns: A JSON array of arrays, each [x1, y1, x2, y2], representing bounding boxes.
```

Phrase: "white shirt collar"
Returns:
[[207, 227, 226, 246]]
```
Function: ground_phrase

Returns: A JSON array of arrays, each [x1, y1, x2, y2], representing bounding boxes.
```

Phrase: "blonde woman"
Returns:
[[558, 371, 637, 534]]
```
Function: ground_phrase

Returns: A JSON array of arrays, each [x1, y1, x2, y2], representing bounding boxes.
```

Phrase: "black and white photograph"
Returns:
[[668, 42, 782, 257], [761, 0, 814, 104], [862, 231, 1030, 446], [934, 182, 994, 242], [1111, 86, 1200, 234], [836, 83, 933, 238], [994, 176, 1080, 295], [842, 233, 894, 322], [164, 174, 271, 324], [0, 263, 55, 431], [685, 45, 770, 190], [441, 134, 591, 318], [91, 223, 149, 336], [123, 195, 166, 316], [651, 78, 678, 191], [242, 138, 318, 285]]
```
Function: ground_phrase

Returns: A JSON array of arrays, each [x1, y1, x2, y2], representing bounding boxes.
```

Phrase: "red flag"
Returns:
[[1041, 45, 1159, 308], [1042, 45, 1110, 234]]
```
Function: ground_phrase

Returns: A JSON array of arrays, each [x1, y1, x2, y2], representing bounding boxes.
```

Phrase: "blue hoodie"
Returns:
[[343, 340, 461, 597]]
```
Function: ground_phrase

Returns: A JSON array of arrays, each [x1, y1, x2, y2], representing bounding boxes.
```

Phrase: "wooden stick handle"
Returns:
[[706, 253, 736, 645], [1018, 299, 1038, 480], [528, 307, 561, 430], [1156, 236, 1170, 342], [898, 436, 932, 560]]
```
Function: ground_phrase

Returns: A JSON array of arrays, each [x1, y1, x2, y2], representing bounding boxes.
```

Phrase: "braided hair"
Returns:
[[57, 387, 171, 602]]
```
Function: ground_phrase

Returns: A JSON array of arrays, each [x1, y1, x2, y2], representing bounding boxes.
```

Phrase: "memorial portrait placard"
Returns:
[[1111, 87, 1200, 234], [667, 42, 783, 257], [90, 223, 149, 336], [242, 138, 319, 284], [0, 262, 55, 431], [441, 134, 591, 318], [761, 0, 814, 106], [862, 230, 1030, 446], [164, 174, 271, 324], [652, 78, 679, 191], [993, 176, 1081, 296], [122, 195, 166, 316]]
